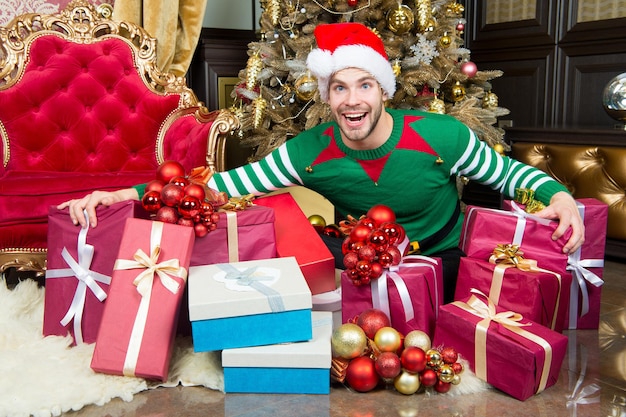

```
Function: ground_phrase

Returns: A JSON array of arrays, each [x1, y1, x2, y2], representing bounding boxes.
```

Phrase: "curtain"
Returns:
[[113, 0, 208, 77]]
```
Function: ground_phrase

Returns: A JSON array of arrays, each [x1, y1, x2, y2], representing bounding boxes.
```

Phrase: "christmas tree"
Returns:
[[230, 0, 510, 162]]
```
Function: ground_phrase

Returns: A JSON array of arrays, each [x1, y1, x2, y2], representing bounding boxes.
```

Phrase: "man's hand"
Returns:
[[57, 188, 140, 228], [532, 191, 585, 254]]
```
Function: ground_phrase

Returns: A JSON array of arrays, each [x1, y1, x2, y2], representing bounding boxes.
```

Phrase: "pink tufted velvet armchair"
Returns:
[[0, 1, 239, 276]]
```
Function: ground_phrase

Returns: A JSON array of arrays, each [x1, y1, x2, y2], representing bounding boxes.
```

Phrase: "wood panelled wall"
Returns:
[[465, 0, 626, 129]]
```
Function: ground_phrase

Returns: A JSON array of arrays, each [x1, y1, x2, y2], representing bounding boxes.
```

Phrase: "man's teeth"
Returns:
[[346, 113, 365, 121]]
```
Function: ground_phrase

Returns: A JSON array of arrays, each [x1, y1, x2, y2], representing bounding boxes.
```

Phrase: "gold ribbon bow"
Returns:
[[488, 243, 563, 330], [453, 289, 553, 395], [514, 188, 546, 213], [220, 193, 255, 211], [120, 245, 186, 297]]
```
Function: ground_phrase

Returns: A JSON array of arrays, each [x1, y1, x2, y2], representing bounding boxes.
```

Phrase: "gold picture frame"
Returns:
[[217, 76, 240, 109]]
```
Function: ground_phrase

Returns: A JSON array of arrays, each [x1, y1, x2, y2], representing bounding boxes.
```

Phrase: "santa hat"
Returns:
[[306, 22, 396, 102]]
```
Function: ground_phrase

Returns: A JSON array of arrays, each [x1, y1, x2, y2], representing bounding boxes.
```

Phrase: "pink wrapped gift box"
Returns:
[[433, 290, 568, 401], [255, 193, 335, 295], [454, 256, 571, 332], [190, 204, 276, 266], [44, 201, 149, 345], [459, 205, 571, 273], [341, 256, 443, 338], [502, 198, 607, 329], [90, 218, 194, 381]]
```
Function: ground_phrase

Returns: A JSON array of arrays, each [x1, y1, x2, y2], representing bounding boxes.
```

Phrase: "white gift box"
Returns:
[[188, 257, 313, 351], [222, 311, 332, 394]]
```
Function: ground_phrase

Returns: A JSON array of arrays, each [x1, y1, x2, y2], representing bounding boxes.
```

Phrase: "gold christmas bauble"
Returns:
[[294, 73, 317, 101], [451, 81, 466, 102], [374, 326, 402, 352], [394, 370, 421, 395], [428, 97, 446, 114], [451, 373, 462, 385], [308, 214, 326, 231], [387, 4, 415, 35], [439, 32, 452, 47], [483, 91, 499, 108], [426, 349, 442, 368], [404, 330, 431, 351], [493, 143, 505, 155], [438, 364, 455, 383], [331, 323, 368, 359]]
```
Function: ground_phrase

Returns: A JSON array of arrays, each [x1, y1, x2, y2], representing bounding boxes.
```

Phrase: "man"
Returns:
[[60, 22, 584, 301]]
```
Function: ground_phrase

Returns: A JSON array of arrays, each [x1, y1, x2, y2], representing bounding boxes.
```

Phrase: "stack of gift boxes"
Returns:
[[43, 192, 337, 394], [432, 191, 608, 400]]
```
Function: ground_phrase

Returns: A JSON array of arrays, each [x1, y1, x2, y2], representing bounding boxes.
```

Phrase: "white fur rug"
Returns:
[[0, 279, 223, 417]]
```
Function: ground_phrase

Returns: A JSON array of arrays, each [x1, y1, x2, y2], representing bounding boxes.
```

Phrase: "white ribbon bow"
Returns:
[[45, 210, 111, 345]]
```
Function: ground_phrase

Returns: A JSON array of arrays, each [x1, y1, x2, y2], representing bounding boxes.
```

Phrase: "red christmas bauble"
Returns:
[[322, 225, 342, 238], [369, 230, 389, 252], [401, 346, 427, 373], [145, 179, 165, 194], [358, 245, 376, 262], [356, 308, 391, 340], [350, 224, 372, 243], [342, 237, 355, 255], [178, 195, 201, 219], [357, 217, 376, 230], [160, 183, 185, 207], [199, 201, 214, 217], [380, 222, 404, 245], [194, 222, 209, 237], [343, 252, 359, 269], [177, 217, 194, 227], [440, 346, 459, 364], [375, 351, 402, 379], [141, 190, 162, 213], [419, 368, 438, 387], [155, 206, 179, 224], [386, 246, 402, 266], [184, 183, 206, 202], [452, 362, 463, 374], [378, 251, 393, 268], [347, 0, 358, 7], [366, 204, 396, 227], [156, 160, 185, 183], [369, 262, 383, 279], [345, 356, 379, 392], [460, 61, 478, 78], [170, 176, 189, 188], [434, 379, 452, 393], [356, 260, 372, 277]]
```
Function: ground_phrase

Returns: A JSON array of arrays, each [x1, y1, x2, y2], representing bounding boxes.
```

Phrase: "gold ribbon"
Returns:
[[514, 188, 546, 213], [488, 244, 563, 330], [452, 288, 553, 395], [113, 221, 187, 377], [220, 193, 255, 211]]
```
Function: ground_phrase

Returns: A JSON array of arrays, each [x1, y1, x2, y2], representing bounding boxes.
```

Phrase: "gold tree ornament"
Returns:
[[265, 0, 281, 26], [446, 1, 465, 15], [439, 32, 452, 47], [387, 4, 415, 35], [429, 96, 446, 114], [392, 60, 401, 77], [493, 143, 505, 155], [483, 91, 499, 108], [253, 96, 267, 129], [245, 53, 263, 90], [450, 81, 466, 101], [415, 0, 434, 32], [294, 72, 317, 101]]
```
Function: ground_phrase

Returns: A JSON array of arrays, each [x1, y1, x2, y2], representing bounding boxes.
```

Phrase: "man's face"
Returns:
[[327, 68, 388, 147]]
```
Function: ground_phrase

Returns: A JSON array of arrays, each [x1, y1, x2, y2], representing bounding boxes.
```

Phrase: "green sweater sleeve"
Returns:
[[133, 183, 147, 199]]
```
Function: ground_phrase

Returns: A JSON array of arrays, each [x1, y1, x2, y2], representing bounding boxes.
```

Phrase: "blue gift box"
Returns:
[[188, 257, 313, 351], [222, 311, 332, 394]]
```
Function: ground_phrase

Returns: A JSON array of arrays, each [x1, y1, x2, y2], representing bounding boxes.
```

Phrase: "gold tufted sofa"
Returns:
[[508, 126, 626, 260]]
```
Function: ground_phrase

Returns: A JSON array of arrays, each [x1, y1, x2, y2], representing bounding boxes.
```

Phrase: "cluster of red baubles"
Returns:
[[140, 161, 221, 238], [332, 309, 463, 395], [341, 205, 407, 286]]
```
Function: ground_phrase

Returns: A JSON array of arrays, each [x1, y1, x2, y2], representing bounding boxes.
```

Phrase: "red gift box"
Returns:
[[44, 201, 149, 345], [433, 289, 568, 401], [459, 205, 571, 273], [90, 218, 194, 381], [254, 193, 335, 295], [190, 204, 276, 266], [454, 255, 571, 332], [502, 198, 607, 329], [341, 255, 443, 338]]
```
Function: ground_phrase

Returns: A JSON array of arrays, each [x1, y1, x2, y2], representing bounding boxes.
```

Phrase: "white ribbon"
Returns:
[[113, 221, 187, 377], [45, 210, 111, 345], [218, 264, 285, 312], [371, 255, 440, 323], [566, 202, 604, 327], [462, 204, 552, 252]]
